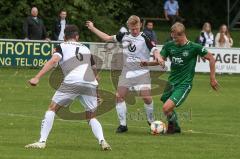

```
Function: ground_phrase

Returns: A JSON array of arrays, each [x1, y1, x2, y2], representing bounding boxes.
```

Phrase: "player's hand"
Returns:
[[210, 78, 219, 91], [86, 21, 94, 30], [140, 61, 148, 67], [28, 77, 39, 86], [95, 75, 100, 81], [156, 56, 165, 67]]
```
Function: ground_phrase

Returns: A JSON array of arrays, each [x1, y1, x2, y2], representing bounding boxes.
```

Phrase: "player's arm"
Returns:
[[156, 44, 169, 65], [91, 55, 100, 81], [86, 21, 114, 42], [141, 50, 165, 66], [92, 65, 99, 81], [153, 49, 165, 66], [140, 61, 159, 66], [202, 52, 219, 91], [141, 35, 165, 66], [28, 54, 61, 86]]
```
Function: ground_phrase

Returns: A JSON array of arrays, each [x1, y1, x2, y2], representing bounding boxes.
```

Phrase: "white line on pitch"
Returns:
[[1, 112, 240, 138]]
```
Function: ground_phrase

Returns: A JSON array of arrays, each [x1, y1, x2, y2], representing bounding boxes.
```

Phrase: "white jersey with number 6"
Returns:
[[53, 41, 98, 86]]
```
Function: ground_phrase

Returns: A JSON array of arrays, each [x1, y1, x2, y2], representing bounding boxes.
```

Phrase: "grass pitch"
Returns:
[[0, 68, 240, 159]]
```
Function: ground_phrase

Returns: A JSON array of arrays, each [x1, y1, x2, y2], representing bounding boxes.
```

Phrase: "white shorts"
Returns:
[[52, 83, 97, 112], [129, 84, 151, 91], [118, 72, 151, 91]]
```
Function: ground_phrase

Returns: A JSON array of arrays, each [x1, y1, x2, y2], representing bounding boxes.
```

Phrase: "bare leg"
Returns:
[[162, 99, 180, 133]]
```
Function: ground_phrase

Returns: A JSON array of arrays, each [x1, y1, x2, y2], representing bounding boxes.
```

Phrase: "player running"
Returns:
[[86, 15, 164, 133], [25, 25, 111, 150], [157, 22, 218, 134]]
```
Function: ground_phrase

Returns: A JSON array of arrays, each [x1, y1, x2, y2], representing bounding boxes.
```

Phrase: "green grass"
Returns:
[[0, 68, 240, 159]]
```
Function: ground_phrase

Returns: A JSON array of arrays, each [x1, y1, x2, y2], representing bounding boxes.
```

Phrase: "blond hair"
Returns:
[[202, 22, 212, 33], [127, 15, 141, 27], [171, 22, 185, 35]]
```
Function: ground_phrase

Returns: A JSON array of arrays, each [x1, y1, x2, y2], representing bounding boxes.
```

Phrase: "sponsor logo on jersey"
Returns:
[[182, 50, 189, 57], [170, 49, 175, 55], [128, 43, 136, 52], [202, 47, 207, 52], [172, 57, 183, 64]]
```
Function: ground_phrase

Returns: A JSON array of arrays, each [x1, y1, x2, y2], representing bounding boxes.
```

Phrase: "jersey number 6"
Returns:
[[75, 47, 83, 61]]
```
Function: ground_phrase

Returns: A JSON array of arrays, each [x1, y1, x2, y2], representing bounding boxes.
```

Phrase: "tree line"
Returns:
[[0, 0, 227, 41]]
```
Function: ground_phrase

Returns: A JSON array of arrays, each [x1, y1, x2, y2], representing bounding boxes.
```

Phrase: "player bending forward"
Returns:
[[86, 15, 164, 133], [25, 25, 111, 150], [159, 22, 218, 134]]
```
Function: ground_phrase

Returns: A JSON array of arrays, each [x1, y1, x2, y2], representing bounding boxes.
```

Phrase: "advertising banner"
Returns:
[[1, 39, 240, 73]]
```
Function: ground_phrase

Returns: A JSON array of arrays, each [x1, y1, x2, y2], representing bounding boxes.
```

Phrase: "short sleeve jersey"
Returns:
[[113, 32, 157, 78], [160, 41, 208, 85], [53, 41, 98, 85]]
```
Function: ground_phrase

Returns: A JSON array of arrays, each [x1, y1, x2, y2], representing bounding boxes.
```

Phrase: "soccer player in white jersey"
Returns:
[[86, 15, 164, 133], [25, 25, 111, 150]]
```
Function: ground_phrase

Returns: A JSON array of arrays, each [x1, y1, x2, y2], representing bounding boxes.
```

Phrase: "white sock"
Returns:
[[39, 111, 55, 142], [89, 118, 105, 144], [144, 101, 154, 123], [116, 101, 127, 126]]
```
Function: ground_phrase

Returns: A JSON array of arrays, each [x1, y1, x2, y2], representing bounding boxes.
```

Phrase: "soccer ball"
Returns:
[[150, 120, 167, 135]]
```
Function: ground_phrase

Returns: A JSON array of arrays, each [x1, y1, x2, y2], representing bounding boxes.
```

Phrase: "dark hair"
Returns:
[[60, 9, 67, 14], [64, 25, 79, 40], [146, 21, 154, 26]]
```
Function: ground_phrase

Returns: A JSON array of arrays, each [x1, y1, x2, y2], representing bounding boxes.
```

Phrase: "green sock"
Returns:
[[167, 110, 180, 128]]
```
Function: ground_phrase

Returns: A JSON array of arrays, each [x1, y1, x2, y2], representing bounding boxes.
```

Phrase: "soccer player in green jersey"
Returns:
[[143, 22, 218, 134], [162, 22, 218, 133]]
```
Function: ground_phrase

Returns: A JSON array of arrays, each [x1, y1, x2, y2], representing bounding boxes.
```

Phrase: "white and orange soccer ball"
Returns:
[[150, 120, 167, 135]]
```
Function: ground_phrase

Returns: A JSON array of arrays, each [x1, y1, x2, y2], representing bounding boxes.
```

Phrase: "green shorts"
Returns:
[[161, 84, 192, 107]]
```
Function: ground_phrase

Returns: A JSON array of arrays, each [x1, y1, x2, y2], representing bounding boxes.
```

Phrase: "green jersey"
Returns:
[[160, 41, 208, 85]]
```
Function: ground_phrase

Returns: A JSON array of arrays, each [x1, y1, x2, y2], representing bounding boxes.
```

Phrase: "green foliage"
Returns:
[[0, 0, 29, 38], [0, 0, 132, 41], [0, 0, 232, 41], [180, 0, 228, 28]]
